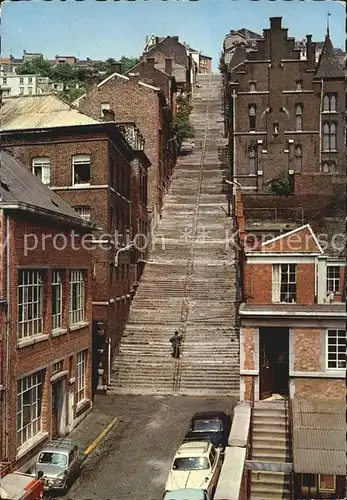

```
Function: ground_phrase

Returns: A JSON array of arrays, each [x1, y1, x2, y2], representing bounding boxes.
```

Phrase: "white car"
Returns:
[[165, 441, 223, 497]]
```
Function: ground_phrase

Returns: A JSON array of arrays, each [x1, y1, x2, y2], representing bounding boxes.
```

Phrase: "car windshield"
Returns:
[[173, 457, 210, 470], [38, 452, 68, 468], [192, 419, 222, 432]]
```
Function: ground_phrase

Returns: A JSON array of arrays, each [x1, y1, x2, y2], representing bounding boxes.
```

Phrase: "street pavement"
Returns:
[[61, 394, 236, 500]]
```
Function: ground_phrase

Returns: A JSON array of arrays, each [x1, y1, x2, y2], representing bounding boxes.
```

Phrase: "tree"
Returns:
[[60, 86, 85, 105], [51, 62, 76, 82], [17, 58, 53, 78], [173, 95, 195, 148], [119, 56, 140, 74], [218, 52, 227, 75], [267, 171, 294, 195]]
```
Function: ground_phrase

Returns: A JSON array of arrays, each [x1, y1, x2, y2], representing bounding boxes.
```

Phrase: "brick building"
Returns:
[[224, 17, 346, 192], [75, 72, 176, 232], [0, 94, 151, 390], [0, 151, 93, 471]]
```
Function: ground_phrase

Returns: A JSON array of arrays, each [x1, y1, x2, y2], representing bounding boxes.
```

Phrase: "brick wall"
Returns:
[[294, 378, 344, 399], [294, 329, 321, 371], [244, 328, 256, 370], [2, 212, 92, 463]]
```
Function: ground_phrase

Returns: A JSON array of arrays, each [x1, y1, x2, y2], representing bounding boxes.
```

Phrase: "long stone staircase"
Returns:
[[250, 401, 292, 499], [109, 74, 239, 396]]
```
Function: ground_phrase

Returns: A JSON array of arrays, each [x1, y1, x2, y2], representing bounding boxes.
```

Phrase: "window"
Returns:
[[100, 102, 110, 118], [17, 372, 43, 447], [249, 146, 256, 174], [52, 360, 63, 374], [72, 154, 91, 185], [32, 157, 51, 185], [322, 93, 337, 112], [73, 205, 91, 221], [302, 474, 316, 488], [295, 80, 303, 91], [19, 77, 24, 84], [28, 77, 33, 83], [323, 122, 337, 151], [51, 270, 62, 330], [3, 77, 7, 84], [249, 104, 256, 131], [322, 161, 337, 173], [76, 350, 87, 403], [295, 104, 303, 131], [18, 270, 43, 340], [28, 87, 33, 95], [294, 145, 303, 172], [272, 264, 297, 303], [69, 270, 85, 325], [19, 87, 24, 95], [209, 447, 216, 466], [327, 330, 346, 369], [327, 266, 340, 293], [249, 82, 256, 92], [319, 474, 336, 492], [273, 122, 279, 135]]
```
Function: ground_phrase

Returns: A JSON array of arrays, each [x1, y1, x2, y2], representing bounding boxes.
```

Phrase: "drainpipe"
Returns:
[[319, 79, 323, 170], [231, 87, 237, 217], [5, 214, 10, 460]]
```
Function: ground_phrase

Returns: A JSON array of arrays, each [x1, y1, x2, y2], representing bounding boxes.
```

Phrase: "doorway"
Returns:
[[259, 327, 289, 400], [52, 379, 67, 437]]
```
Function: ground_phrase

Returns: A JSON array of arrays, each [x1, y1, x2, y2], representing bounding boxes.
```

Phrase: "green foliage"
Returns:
[[173, 96, 195, 147], [60, 86, 85, 105], [51, 62, 75, 82], [218, 52, 227, 75], [17, 58, 53, 78], [267, 171, 294, 195], [119, 56, 140, 74]]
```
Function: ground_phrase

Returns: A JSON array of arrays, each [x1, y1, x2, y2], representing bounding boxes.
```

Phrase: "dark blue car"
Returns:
[[183, 411, 232, 449]]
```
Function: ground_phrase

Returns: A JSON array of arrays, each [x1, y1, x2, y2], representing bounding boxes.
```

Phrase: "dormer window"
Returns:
[[249, 81, 257, 92], [295, 104, 303, 131], [72, 154, 91, 186], [249, 104, 256, 131], [100, 102, 110, 118]]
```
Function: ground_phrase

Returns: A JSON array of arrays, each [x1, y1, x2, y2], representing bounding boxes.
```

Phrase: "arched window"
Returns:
[[330, 94, 336, 111], [295, 104, 303, 131], [322, 161, 337, 174], [294, 145, 302, 172], [323, 95, 330, 112], [249, 146, 256, 174], [323, 122, 337, 151], [323, 93, 337, 112], [249, 105, 256, 131]]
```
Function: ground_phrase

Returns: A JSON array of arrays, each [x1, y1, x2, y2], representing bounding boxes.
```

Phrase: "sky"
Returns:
[[1, 0, 345, 71]]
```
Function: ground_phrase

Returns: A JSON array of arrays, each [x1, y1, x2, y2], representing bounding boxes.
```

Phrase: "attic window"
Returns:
[[72, 155, 91, 186], [100, 102, 110, 118]]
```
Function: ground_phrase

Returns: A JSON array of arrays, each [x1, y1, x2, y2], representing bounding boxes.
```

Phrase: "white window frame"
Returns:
[[272, 264, 297, 303], [76, 350, 87, 403], [326, 266, 340, 294], [69, 270, 85, 325], [32, 157, 51, 185], [73, 205, 91, 221], [52, 270, 63, 330], [16, 372, 43, 447], [18, 270, 43, 340], [326, 329, 346, 370], [100, 102, 110, 118], [72, 154, 91, 186], [318, 474, 336, 492]]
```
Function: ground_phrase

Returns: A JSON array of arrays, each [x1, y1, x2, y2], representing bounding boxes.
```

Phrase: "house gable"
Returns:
[[260, 224, 323, 254]]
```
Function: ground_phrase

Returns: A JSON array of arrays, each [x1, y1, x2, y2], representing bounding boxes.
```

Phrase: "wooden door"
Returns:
[[260, 340, 272, 400]]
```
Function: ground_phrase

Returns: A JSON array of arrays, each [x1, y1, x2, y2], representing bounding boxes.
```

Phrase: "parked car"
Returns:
[[0, 471, 44, 499], [32, 439, 81, 493], [163, 488, 211, 500], [183, 411, 232, 448], [165, 441, 223, 497]]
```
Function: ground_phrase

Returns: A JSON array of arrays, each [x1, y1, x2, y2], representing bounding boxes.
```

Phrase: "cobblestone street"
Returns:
[[62, 395, 236, 500]]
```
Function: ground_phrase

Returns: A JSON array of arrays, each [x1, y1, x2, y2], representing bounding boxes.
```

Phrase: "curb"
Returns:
[[81, 416, 120, 462]]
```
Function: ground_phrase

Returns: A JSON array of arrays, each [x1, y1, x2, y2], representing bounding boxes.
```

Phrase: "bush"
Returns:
[[267, 171, 294, 195]]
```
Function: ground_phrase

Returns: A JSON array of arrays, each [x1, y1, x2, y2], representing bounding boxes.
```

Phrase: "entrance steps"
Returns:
[[250, 401, 292, 499]]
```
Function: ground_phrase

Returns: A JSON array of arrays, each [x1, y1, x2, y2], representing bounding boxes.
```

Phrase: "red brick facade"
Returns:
[[77, 74, 176, 231], [0, 211, 93, 468]]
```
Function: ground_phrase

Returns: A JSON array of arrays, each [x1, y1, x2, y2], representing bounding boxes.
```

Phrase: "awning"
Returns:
[[292, 399, 346, 475]]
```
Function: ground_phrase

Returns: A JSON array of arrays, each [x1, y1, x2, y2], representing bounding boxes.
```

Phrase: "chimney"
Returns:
[[172, 36, 179, 43], [270, 17, 282, 30], [85, 74, 99, 94], [146, 58, 155, 68], [155, 37, 160, 45], [165, 58, 172, 75], [102, 109, 115, 122], [110, 62, 122, 74], [306, 35, 315, 68]]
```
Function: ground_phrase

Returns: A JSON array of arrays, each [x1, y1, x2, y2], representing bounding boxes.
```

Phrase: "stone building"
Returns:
[[0, 151, 93, 471], [0, 94, 150, 390], [224, 17, 346, 192]]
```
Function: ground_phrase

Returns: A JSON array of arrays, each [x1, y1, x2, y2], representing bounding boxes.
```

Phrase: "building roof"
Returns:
[[239, 303, 346, 319], [0, 151, 92, 228], [292, 399, 346, 475], [315, 34, 345, 78], [0, 94, 99, 132]]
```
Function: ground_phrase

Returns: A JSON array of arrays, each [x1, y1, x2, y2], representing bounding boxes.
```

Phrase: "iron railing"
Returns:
[[287, 397, 295, 499], [246, 376, 256, 499]]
